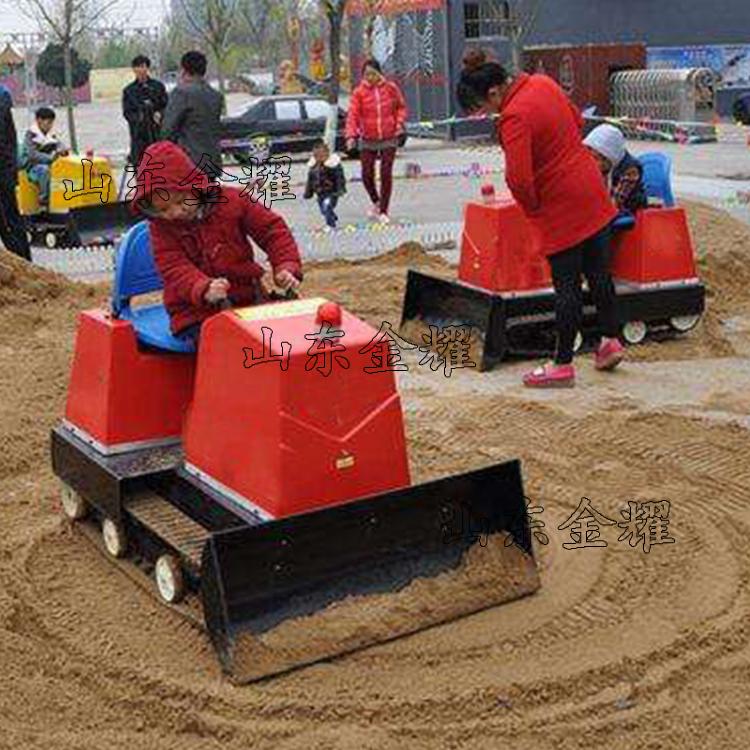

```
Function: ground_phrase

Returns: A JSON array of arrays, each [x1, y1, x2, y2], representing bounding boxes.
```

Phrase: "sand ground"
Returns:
[[1, 202, 750, 749]]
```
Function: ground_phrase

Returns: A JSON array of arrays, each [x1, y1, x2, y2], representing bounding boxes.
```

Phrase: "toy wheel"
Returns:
[[60, 483, 88, 520], [102, 518, 127, 558], [26, 229, 34, 245], [622, 321, 648, 345], [670, 314, 701, 333], [155, 554, 185, 604], [573, 331, 584, 353], [44, 231, 58, 249]]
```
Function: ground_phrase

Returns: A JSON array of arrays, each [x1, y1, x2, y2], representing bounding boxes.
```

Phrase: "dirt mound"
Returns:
[[0, 251, 96, 307], [307, 241, 453, 272], [0, 254, 107, 480], [686, 201, 750, 318], [615, 201, 750, 362]]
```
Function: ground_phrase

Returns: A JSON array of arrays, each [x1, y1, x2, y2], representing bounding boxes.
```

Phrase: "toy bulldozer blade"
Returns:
[[400, 270, 549, 371], [199, 461, 540, 683], [68, 201, 137, 246]]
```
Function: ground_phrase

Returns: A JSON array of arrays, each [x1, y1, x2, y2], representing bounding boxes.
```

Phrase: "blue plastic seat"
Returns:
[[639, 152, 676, 208], [112, 221, 196, 354], [612, 213, 636, 231]]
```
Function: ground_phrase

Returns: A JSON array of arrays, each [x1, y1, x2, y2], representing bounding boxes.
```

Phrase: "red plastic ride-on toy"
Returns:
[[401, 153, 705, 370], [51, 221, 539, 682]]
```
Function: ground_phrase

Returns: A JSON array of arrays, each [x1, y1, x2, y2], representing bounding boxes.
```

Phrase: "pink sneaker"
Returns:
[[595, 338, 626, 371], [523, 362, 576, 388]]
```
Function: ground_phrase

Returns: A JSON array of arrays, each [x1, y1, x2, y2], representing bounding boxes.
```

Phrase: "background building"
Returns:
[[523, 0, 750, 48], [348, 0, 750, 133]]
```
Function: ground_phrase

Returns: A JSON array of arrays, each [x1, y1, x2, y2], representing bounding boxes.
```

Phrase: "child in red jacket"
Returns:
[[133, 141, 302, 343], [345, 59, 407, 224]]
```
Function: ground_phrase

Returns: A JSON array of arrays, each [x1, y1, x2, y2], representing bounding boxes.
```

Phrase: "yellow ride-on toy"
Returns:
[[17, 153, 134, 248]]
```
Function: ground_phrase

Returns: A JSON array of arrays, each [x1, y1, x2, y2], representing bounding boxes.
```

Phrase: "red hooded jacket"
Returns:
[[498, 74, 617, 256], [345, 78, 407, 142], [133, 142, 302, 334]]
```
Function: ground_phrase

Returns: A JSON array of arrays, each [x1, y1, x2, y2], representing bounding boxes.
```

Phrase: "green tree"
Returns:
[[177, 0, 240, 97], [36, 43, 91, 89]]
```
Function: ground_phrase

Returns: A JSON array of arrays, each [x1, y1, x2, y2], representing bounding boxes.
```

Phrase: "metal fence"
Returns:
[[611, 68, 717, 122]]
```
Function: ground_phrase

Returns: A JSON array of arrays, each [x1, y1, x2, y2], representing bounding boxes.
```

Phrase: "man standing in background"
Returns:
[[162, 51, 224, 177], [122, 55, 168, 169], [0, 85, 31, 261]]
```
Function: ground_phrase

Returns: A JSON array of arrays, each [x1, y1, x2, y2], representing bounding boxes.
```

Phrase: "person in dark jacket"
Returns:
[[162, 51, 224, 178], [122, 54, 168, 169], [584, 124, 648, 216], [457, 52, 624, 388], [133, 141, 302, 343], [0, 85, 31, 261], [303, 139, 346, 231]]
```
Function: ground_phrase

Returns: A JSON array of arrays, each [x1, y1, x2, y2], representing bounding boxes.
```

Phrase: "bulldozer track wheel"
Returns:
[[622, 320, 648, 345], [155, 555, 185, 604], [44, 231, 58, 249], [670, 314, 701, 333], [60, 483, 88, 521], [102, 519, 127, 558], [573, 331, 584, 353]]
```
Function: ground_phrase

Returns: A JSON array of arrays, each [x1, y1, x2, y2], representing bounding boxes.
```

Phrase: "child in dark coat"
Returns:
[[304, 139, 347, 231], [584, 124, 648, 216]]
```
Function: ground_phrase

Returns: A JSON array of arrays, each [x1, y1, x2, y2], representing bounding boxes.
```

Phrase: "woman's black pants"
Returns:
[[547, 227, 620, 365]]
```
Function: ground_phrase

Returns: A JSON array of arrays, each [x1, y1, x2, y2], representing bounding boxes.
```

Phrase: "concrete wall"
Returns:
[[90, 68, 132, 102], [524, 0, 750, 47]]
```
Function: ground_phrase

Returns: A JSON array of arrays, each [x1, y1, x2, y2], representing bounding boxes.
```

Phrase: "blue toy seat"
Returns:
[[612, 213, 636, 231], [112, 221, 195, 354], [639, 152, 676, 208]]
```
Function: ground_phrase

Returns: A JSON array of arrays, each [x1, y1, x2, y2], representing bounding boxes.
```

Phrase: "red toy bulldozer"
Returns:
[[51, 221, 541, 682], [401, 154, 705, 370]]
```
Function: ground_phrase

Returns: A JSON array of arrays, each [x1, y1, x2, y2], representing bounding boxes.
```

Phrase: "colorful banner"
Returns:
[[347, 0, 444, 17], [648, 45, 750, 88]]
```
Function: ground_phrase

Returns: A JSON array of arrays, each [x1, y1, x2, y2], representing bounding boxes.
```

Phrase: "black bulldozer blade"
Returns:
[[68, 201, 137, 246], [199, 460, 541, 683], [400, 270, 513, 370]]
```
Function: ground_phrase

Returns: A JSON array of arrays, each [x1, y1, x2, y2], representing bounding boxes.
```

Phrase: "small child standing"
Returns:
[[304, 139, 346, 231], [21, 107, 68, 207]]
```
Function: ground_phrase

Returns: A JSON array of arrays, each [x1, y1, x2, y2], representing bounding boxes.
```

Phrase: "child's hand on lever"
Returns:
[[205, 277, 230, 305], [274, 269, 301, 292]]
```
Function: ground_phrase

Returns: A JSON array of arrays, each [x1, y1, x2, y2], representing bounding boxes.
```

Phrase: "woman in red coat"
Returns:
[[346, 59, 407, 224], [457, 54, 625, 387]]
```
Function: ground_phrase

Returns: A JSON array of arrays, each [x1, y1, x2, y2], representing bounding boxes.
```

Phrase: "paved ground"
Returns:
[[7, 94, 750, 277]]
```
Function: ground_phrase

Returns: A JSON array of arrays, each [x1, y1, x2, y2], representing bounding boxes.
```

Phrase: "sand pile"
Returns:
[[0, 254, 105, 481], [624, 201, 750, 362], [229, 534, 539, 683], [1, 202, 750, 749]]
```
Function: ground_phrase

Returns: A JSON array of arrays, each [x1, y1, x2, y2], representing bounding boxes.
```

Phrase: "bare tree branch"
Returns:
[[177, 0, 240, 94], [13, 0, 118, 151]]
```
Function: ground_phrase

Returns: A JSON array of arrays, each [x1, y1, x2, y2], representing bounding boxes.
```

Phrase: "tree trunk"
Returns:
[[324, 11, 343, 150], [63, 38, 78, 152], [510, 28, 524, 74], [216, 56, 226, 95], [364, 15, 374, 57]]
